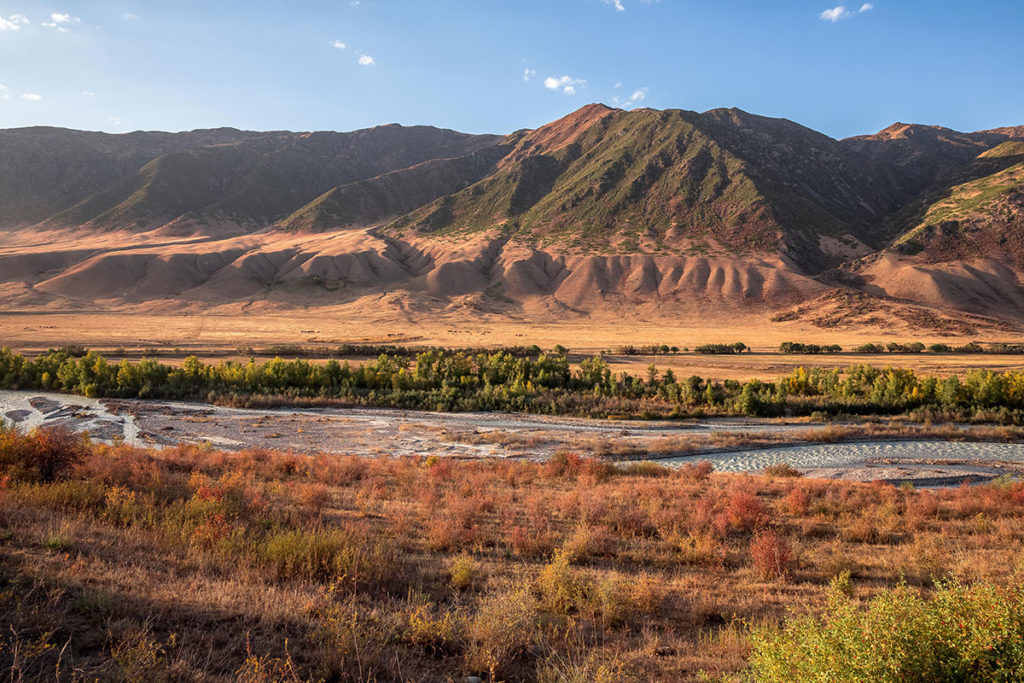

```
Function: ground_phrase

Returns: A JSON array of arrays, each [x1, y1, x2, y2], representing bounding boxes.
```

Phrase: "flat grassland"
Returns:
[[3, 434, 1024, 682], [4, 311, 1024, 381]]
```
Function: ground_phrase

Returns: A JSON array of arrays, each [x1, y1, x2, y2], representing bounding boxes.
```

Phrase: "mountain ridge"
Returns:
[[1, 104, 1022, 331]]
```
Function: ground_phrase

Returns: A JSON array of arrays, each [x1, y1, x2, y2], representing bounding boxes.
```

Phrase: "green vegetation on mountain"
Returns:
[[278, 144, 511, 232], [884, 140, 1024, 267], [388, 105, 910, 269]]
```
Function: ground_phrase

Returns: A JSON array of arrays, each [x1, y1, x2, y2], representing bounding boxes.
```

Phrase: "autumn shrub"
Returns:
[[762, 463, 802, 478], [260, 524, 395, 588], [538, 548, 589, 614], [13, 479, 107, 512], [725, 490, 769, 532], [749, 580, 1024, 682], [784, 485, 810, 515], [465, 582, 538, 675], [447, 552, 479, 590], [560, 524, 610, 563], [749, 531, 793, 580], [681, 460, 714, 483], [676, 531, 726, 567], [404, 601, 463, 655], [0, 426, 91, 483]]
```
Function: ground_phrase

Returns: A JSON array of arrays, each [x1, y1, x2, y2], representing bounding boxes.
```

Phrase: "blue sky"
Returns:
[[0, 0, 1021, 139]]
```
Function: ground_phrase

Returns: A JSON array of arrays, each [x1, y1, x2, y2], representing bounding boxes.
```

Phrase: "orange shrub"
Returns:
[[0, 426, 91, 483], [749, 530, 793, 580], [726, 490, 769, 532], [785, 486, 810, 516]]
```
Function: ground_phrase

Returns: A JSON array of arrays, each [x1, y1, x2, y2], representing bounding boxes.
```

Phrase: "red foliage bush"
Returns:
[[0, 426, 91, 483], [726, 490, 768, 532], [785, 486, 810, 516], [749, 530, 793, 579]]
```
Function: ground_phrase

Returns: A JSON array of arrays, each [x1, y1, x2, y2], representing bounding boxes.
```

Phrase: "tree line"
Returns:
[[2, 347, 1024, 421]]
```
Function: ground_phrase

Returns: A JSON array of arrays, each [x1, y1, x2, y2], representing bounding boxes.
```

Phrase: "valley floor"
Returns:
[[3, 431, 1024, 681]]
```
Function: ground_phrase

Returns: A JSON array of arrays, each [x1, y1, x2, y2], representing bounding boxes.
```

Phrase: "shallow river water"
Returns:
[[2, 390, 1023, 483]]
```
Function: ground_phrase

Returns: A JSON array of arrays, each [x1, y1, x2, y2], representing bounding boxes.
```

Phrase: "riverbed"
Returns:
[[2, 389, 1022, 485]]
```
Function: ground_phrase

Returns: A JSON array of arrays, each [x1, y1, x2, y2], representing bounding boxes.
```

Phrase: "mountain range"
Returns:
[[1, 104, 1022, 333]]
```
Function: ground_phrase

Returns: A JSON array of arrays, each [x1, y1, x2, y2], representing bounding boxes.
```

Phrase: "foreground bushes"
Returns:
[[0, 425, 89, 482], [6, 431, 1024, 680], [750, 580, 1024, 682]]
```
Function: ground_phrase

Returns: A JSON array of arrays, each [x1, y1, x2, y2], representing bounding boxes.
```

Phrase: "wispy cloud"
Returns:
[[820, 3, 874, 22], [603, 0, 625, 11], [41, 12, 80, 32], [20, 93, 42, 101], [0, 13, 29, 30], [332, 40, 347, 49], [0, 83, 8, 100], [358, 54, 374, 66], [819, 6, 850, 21], [81, 91, 95, 97], [522, 68, 536, 82], [544, 75, 586, 96], [612, 86, 648, 108], [627, 87, 647, 105], [122, 12, 139, 21]]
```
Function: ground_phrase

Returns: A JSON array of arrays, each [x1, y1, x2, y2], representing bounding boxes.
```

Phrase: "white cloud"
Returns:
[[544, 74, 586, 95], [41, 13, 79, 31], [108, 116, 122, 126], [332, 40, 346, 49], [603, 0, 625, 11], [819, 6, 850, 21], [611, 86, 648, 108], [0, 13, 29, 30], [0, 83, 8, 100], [358, 54, 374, 66], [81, 90, 95, 96], [522, 68, 536, 82], [821, 4, 873, 21], [122, 12, 139, 21], [21, 93, 42, 101]]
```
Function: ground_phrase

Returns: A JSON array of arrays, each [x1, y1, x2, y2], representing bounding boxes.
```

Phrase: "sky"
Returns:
[[0, 0, 1022, 139]]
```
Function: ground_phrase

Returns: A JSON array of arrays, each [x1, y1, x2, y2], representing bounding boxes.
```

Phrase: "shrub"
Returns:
[[748, 580, 1024, 682], [538, 548, 589, 614], [749, 531, 793, 580], [763, 463, 803, 478], [725, 490, 768, 532], [465, 582, 537, 675], [784, 486, 810, 515], [447, 552, 479, 590], [260, 525, 395, 587], [0, 426, 91, 483]]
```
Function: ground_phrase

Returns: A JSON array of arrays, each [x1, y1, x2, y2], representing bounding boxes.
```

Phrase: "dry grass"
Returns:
[[3, 431, 1024, 681]]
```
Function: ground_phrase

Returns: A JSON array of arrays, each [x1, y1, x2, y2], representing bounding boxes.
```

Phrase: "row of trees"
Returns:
[[2, 347, 1024, 420]]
